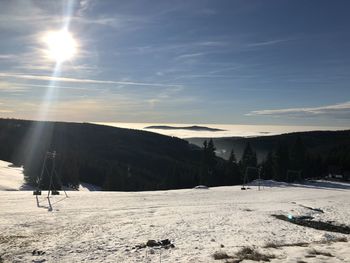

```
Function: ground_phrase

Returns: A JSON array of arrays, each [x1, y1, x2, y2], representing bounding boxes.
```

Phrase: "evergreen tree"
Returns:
[[224, 149, 241, 185], [163, 162, 180, 189], [199, 139, 217, 185], [239, 142, 258, 181], [240, 142, 257, 168], [261, 151, 274, 180], [199, 140, 208, 185], [60, 153, 80, 189], [228, 149, 237, 163], [290, 136, 306, 174], [273, 142, 289, 181], [207, 139, 217, 167]]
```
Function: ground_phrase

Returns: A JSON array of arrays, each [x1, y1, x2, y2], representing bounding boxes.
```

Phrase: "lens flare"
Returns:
[[43, 30, 77, 63]]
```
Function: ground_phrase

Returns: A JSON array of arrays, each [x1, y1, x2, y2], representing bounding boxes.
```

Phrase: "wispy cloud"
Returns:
[[2, 82, 106, 92], [0, 81, 29, 93], [0, 54, 18, 60], [247, 38, 295, 48], [247, 101, 350, 118], [175, 52, 205, 60], [77, 0, 94, 16], [0, 73, 182, 88], [127, 40, 228, 56], [196, 41, 227, 47]]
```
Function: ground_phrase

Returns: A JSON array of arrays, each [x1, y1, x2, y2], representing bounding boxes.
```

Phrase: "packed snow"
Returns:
[[0, 178, 349, 262]]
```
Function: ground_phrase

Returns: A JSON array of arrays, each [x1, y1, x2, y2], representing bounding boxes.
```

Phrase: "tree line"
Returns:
[[198, 135, 350, 186], [0, 119, 349, 191]]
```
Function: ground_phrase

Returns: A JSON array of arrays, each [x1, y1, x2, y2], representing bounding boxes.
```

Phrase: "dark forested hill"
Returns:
[[187, 130, 350, 181], [187, 130, 350, 162], [0, 118, 205, 191], [1, 118, 349, 190]]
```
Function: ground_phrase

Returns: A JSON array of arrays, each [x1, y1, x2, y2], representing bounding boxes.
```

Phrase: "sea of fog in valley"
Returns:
[[95, 122, 349, 138]]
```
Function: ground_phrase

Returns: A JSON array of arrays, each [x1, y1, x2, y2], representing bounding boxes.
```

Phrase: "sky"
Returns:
[[0, 0, 350, 126]]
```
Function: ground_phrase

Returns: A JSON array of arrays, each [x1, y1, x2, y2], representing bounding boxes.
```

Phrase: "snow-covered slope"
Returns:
[[0, 182, 349, 262], [0, 159, 100, 192], [0, 160, 31, 191]]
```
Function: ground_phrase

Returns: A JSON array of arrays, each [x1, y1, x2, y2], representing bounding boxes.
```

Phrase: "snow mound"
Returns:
[[194, 185, 209, 189], [79, 182, 102, 191]]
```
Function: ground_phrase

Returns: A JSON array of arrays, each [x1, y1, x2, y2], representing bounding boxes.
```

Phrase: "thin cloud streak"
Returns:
[[0, 54, 18, 59], [247, 38, 295, 47], [0, 73, 183, 88], [247, 101, 350, 117], [175, 52, 205, 60], [4, 82, 105, 92]]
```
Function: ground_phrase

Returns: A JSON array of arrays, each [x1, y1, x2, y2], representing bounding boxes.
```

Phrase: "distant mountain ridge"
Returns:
[[145, 125, 225, 132], [0, 118, 206, 191], [187, 129, 350, 161], [1, 118, 349, 191]]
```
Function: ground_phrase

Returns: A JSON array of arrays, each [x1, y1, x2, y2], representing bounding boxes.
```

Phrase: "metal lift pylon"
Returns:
[[33, 151, 68, 211]]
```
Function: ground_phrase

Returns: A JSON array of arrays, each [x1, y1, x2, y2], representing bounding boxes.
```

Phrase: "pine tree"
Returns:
[[199, 140, 208, 185], [225, 149, 241, 185], [199, 139, 217, 185], [273, 142, 289, 181], [290, 136, 306, 175], [207, 139, 217, 167], [261, 151, 274, 180], [239, 142, 258, 181], [228, 149, 237, 164], [240, 142, 257, 168]]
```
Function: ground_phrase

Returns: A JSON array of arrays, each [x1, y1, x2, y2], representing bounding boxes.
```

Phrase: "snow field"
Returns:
[[0, 181, 349, 262]]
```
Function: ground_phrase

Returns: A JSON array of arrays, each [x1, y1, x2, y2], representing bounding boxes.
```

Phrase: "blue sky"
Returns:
[[0, 0, 349, 126]]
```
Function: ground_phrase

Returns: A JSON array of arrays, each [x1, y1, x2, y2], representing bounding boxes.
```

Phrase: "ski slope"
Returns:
[[0, 160, 30, 191], [0, 181, 349, 262], [0, 160, 98, 192]]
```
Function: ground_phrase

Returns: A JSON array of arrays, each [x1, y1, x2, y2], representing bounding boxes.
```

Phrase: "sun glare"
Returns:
[[43, 30, 77, 63]]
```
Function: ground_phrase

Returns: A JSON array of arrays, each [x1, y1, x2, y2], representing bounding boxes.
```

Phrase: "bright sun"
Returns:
[[43, 30, 77, 63]]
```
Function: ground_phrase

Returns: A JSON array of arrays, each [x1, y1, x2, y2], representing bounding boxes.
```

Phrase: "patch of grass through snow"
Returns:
[[271, 214, 350, 234], [264, 241, 309, 249], [213, 251, 232, 260], [264, 236, 347, 249], [235, 247, 275, 262], [307, 249, 334, 257], [331, 236, 347, 242], [213, 247, 275, 262]]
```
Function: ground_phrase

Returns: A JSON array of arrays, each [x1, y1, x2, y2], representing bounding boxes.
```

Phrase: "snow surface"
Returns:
[[0, 160, 31, 191], [0, 181, 349, 262], [0, 160, 99, 192]]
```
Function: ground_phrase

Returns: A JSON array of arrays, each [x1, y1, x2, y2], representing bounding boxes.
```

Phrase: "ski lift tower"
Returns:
[[242, 166, 259, 190], [257, 166, 262, 191], [33, 151, 68, 210]]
